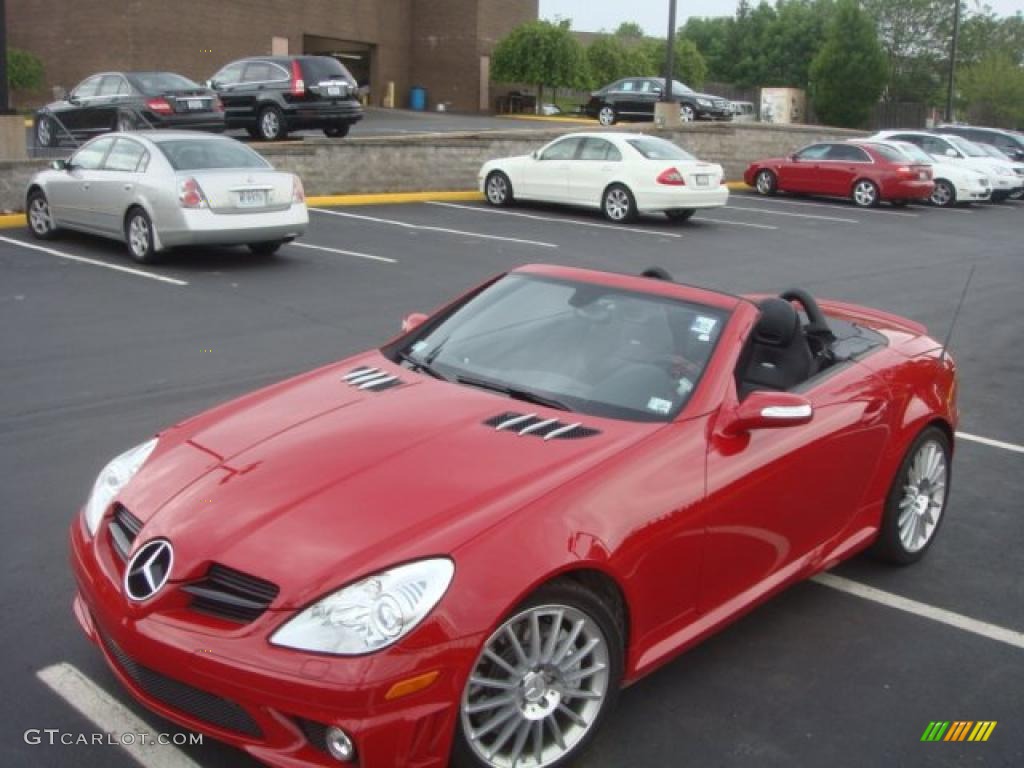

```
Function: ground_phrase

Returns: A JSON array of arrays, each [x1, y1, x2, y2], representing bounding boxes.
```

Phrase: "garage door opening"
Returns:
[[303, 35, 374, 97]]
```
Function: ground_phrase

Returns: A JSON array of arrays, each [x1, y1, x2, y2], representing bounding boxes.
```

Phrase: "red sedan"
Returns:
[[69, 265, 957, 768], [745, 140, 934, 207]]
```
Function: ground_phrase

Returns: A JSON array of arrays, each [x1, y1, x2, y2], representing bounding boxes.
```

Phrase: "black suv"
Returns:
[[934, 124, 1024, 161], [585, 77, 733, 126], [208, 56, 363, 140]]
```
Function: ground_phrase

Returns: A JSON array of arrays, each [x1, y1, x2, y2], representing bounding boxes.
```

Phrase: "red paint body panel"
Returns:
[[69, 265, 957, 767]]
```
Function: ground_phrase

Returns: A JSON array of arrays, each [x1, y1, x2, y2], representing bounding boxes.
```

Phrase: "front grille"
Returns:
[[182, 564, 280, 624], [99, 629, 262, 738], [483, 411, 601, 441], [109, 504, 144, 561]]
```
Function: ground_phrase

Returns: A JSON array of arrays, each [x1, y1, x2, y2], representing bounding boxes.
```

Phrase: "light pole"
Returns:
[[0, 0, 9, 114], [945, 0, 961, 123], [662, 0, 677, 104]]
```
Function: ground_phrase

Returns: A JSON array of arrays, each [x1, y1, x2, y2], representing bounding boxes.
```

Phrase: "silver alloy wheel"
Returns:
[[128, 214, 151, 260], [487, 173, 509, 205], [680, 105, 696, 122], [37, 117, 51, 146], [604, 188, 630, 221], [897, 439, 947, 553], [853, 180, 877, 207], [29, 196, 53, 236], [461, 604, 610, 768], [598, 106, 614, 126], [756, 170, 775, 195], [930, 180, 953, 207], [261, 110, 280, 139]]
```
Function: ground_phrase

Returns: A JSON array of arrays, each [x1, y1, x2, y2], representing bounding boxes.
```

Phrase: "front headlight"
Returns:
[[83, 438, 158, 536], [271, 558, 455, 655], [697, 98, 712, 107]]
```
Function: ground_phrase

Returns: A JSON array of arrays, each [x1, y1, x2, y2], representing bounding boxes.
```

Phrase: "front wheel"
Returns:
[[1009, 187, 1024, 200], [485, 171, 514, 207], [452, 581, 623, 768], [27, 190, 58, 240], [323, 124, 350, 138], [125, 208, 157, 264], [870, 426, 952, 564], [930, 179, 956, 208], [680, 104, 696, 122], [665, 208, 696, 222], [597, 105, 616, 126], [852, 179, 880, 208], [602, 184, 636, 222]]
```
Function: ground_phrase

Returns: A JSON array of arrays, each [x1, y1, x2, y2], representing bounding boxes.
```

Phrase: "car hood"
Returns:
[[118, 353, 651, 606]]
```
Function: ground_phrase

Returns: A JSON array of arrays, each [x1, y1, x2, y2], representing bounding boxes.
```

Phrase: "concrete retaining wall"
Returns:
[[1, 122, 868, 212]]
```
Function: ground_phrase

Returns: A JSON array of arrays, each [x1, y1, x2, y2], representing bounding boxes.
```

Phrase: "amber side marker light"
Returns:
[[384, 670, 440, 701]]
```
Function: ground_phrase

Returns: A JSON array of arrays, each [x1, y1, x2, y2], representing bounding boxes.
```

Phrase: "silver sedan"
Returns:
[[26, 131, 308, 263]]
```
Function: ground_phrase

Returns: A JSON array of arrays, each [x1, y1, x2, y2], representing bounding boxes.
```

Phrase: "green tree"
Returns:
[[491, 20, 589, 107], [640, 37, 709, 87], [809, 0, 887, 126], [860, 0, 950, 103], [7, 48, 45, 91], [614, 21, 645, 40], [680, 16, 734, 82], [586, 36, 631, 88], [958, 53, 1024, 127]]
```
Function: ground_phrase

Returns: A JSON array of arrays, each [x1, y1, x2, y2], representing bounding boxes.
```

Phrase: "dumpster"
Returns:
[[410, 86, 427, 111]]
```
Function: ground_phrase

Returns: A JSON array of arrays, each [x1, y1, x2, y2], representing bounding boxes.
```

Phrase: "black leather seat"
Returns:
[[738, 298, 815, 396]]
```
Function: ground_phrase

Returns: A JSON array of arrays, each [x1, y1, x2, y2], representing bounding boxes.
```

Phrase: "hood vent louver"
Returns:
[[483, 411, 601, 441], [342, 365, 403, 392]]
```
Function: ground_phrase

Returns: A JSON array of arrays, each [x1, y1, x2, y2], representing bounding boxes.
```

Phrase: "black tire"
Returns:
[[323, 124, 350, 138], [597, 105, 617, 126], [602, 183, 637, 222], [248, 240, 284, 256], [35, 115, 57, 148], [451, 580, 624, 768], [665, 208, 696, 222], [27, 189, 58, 240], [851, 178, 880, 208], [124, 207, 157, 264], [990, 190, 1008, 203], [869, 426, 952, 565], [930, 179, 957, 208], [245, 127, 260, 139], [256, 105, 287, 141], [1009, 187, 1024, 201], [484, 171, 514, 207], [754, 169, 777, 196]]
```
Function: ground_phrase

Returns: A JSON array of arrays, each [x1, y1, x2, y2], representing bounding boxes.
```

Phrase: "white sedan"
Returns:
[[26, 131, 308, 263], [478, 132, 728, 223]]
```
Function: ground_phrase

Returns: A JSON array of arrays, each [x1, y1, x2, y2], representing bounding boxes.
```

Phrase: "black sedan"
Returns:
[[35, 72, 226, 147], [585, 77, 733, 126]]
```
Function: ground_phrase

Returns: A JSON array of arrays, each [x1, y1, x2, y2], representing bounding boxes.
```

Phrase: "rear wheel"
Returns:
[[680, 104, 696, 122], [930, 179, 956, 207], [755, 169, 777, 196], [602, 184, 636, 222], [36, 115, 57, 147], [852, 179, 880, 208], [27, 190, 58, 240], [485, 171, 514, 207], [597, 106, 616, 126], [870, 426, 951, 564], [257, 105, 287, 141], [248, 241, 285, 256], [323, 124, 350, 138], [125, 207, 156, 264], [665, 208, 696, 222]]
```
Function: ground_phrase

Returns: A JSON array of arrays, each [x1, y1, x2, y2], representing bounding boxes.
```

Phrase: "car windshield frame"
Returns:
[[155, 138, 271, 171], [384, 273, 731, 423], [625, 137, 696, 161]]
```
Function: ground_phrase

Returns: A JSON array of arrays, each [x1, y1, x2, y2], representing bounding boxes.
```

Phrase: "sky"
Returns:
[[540, 0, 1024, 35]]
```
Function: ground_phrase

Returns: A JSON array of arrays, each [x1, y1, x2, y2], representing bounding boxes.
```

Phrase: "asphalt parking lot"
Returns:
[[1, 190, 1022, 768]]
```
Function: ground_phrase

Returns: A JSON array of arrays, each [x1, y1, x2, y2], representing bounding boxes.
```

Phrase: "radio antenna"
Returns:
[[941, 264, 975, 362]]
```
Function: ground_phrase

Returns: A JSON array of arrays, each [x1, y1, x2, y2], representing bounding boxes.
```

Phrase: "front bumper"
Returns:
[[69, 514, 466, 767], [157, 205, 309, 250], [637, 184, 730, 212], [695, 106, 733, 121]]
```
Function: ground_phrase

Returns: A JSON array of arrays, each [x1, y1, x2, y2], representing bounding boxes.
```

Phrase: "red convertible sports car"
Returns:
[[744, 140, 935, 207], [70, 265, 957, 768]]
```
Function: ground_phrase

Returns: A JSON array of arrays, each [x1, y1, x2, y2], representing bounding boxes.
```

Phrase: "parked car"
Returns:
[[208, 55, 364, 140], [34, 72, 225, 148], [744, 141, 934, 207], [26, 131, 308, 263], [859, 139, 991, 207], [585, 77, 733, 126], [67, 262, 957, 768], [972, 142, 1024, 199], [730, 100, 757, 122], [934, 124, 1024, 162], [872, 130, 1024, 202], [479, 132, 728, 222]]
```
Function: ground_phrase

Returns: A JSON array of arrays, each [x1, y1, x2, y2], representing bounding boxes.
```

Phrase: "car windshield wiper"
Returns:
[[454, 374, 571, 412], [397, 350, 448, 381]]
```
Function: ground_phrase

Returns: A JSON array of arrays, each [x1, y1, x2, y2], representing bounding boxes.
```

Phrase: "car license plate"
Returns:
[[919, 171, 927, 180], [327, 86, 341, 96], [237, 190, 265, 207], [695, 175, 710, 187], [187, 99, 204, 110]]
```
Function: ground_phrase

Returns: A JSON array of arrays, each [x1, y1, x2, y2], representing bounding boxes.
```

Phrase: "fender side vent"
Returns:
[[483, 411, 600, 441], [342, 365, 403, 392]]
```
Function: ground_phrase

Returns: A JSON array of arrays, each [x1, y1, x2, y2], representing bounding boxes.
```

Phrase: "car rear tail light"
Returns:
[[178, 177, 207, 209], [145, 97, 173, 115], [657, 167, 686, 185], [290, 60, 305, 97], [292, 175, 306, 203]]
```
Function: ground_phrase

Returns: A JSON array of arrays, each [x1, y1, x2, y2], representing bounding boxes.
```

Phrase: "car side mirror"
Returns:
[[401, 312, 429, 332], [50, 159, 70, 172], [67, 94, 79, 105], [722, 391, 813, 436]]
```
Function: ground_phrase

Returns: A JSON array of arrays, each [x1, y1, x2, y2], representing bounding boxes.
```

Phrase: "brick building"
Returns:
[[9, 0, 537, 112]]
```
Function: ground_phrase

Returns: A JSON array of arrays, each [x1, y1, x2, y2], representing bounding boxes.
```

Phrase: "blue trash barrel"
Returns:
[[410, 86, 427, 111]]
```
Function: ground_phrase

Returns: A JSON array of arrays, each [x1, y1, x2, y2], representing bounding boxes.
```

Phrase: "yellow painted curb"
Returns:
[[308, 190, 483, 206], [24, 118, 33, 128], [0, 213, 27, 229], [498, 114, 596, 125], [726, 181, 750, 190]]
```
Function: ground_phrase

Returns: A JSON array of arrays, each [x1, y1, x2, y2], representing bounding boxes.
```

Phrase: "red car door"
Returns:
[[777, 143, 831, 193], [699, 358, 891, 612], [816, 143, 873, 196]]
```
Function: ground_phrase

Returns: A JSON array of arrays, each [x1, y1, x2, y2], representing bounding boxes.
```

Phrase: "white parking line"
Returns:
[[0, 236, 188, 286], [698, 217, 779, 231], [956, 430, 1024, 454], [812, 573, 1024, 651], [37, 663, 202, 768], [736, 195, 919, 217], [427, 201, 685, 238], [310, 207, 558, 248], [289, 242, 396, 263], [724, 205, 858, 224]]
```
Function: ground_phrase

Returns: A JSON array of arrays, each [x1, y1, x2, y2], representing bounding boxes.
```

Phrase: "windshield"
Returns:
[[944, 135, 988, 157], [886, 142, 933, 164], [671, 80, 695, 96], [391, 274, 728, 422], [977, 143, 1010, 159], [127, 72, 201, 93], [156, 139, 271, 170], [626, 137, 696, 161]]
